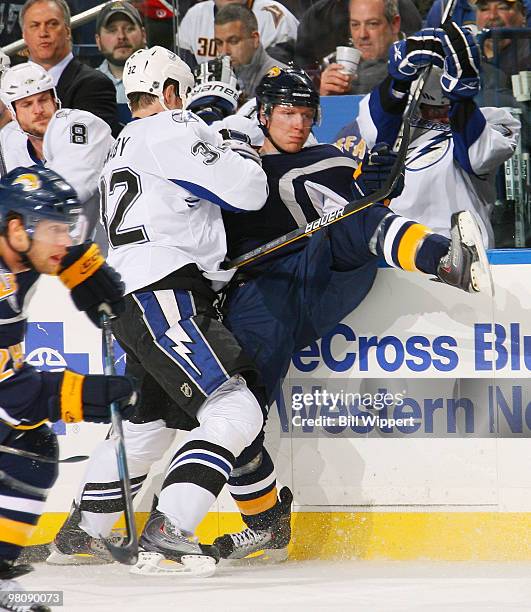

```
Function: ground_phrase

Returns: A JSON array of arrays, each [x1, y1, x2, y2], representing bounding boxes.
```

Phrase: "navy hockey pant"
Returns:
[[0, 426, 58, 561]]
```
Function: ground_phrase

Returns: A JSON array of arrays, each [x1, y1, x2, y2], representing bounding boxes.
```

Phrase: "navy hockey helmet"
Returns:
[[0, 166, 86, 244], [255, 66, 321, 125]]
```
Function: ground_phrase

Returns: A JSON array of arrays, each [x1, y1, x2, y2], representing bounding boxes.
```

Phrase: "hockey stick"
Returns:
[[223, 0, 458, 270], [99, 312, 138, 565], [0, 469, 49, 497], [0, 444, 88, 464]]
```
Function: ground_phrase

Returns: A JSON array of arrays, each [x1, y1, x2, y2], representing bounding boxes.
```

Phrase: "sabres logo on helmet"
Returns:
[[12, 173, 41, 192], [266, 66, 282, 78]]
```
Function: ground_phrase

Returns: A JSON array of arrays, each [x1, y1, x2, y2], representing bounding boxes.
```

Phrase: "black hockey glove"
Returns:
[[219, 128, 262, 165], [58, 242, 125, 328], [45, 370, 137, 423], [437, 22, 481, 101], [351, 143, 405, 202], [388, 28, 444, 83]]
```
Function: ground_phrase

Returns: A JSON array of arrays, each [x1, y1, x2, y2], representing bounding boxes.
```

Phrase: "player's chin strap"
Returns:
[[5, 231, 34, 271], [258, 118, 293, 155]]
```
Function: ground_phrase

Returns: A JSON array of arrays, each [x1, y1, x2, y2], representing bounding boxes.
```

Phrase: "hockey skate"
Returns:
[[0, 561, 50, 612], [46, 503, 124, 565], [131, 507, 218, 576], [214, 486, 293, 563], [436, 211, 493, 295]]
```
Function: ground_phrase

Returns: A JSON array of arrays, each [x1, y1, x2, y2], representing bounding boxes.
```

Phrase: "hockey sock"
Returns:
[[415, 233, 451, 275], [228, 448, 279, 531], [158, 439, 235, 534], [77, 420, 175, 538], [371, 213, 449, 273]]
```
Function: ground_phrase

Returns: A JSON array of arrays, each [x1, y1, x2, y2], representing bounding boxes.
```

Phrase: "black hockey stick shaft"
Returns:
[[224, 0, 458, 270], [0, 444, 88, 464], [99, 312, 139, 565]]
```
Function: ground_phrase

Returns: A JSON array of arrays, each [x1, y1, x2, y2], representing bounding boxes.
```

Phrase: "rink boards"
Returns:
[[24, 252, 531, 560]]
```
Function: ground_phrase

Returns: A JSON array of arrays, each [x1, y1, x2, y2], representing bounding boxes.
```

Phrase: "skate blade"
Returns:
[[130, 552, 216, 577], [457, 211, 494, 297], [223, 547, 288, 565], [46, 549, 112, 566]]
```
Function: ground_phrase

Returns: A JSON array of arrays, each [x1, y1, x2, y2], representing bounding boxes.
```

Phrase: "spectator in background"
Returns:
[[0, 1, 26, 64], [95, 1, 146, 127], [294, 0, 420, 69], [319, 0, 400, 95], [428, 0, 531, 28], [131, 0, 179, 49], [472, 0, 530, 75], [178, 0, 299, 66], [214, 4, 287, 100], [21, 0, 120, 135]]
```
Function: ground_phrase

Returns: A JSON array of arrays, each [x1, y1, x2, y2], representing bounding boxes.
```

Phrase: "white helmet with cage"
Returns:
[[0, 63, 60, 117], [418, 67, 450, 107], [123, 45, 195, 110]]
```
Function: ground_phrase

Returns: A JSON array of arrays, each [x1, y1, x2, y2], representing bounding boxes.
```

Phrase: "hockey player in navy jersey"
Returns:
[[0, 165, 134, 605], [209, 66, 493, 560], [50, 61, 491, 567]]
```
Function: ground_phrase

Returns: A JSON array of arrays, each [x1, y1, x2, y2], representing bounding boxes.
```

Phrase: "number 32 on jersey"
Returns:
[[100, 168, 149, 248]]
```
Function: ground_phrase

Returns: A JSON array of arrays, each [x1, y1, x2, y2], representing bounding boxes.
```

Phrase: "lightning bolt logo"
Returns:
[[166, 322, 201, 376]]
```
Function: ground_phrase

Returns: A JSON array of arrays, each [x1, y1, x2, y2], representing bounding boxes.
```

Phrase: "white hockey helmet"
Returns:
[[418, 67, 450, 107], [123, 45, 195, 110], [0, 63, 60, 117]]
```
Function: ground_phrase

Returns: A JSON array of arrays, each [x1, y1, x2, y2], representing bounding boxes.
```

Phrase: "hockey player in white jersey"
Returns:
[[356, 22, 521, 247], [178, 0, 298, 64], [0, 63, 114, 235], [49, 46, 269, 575]]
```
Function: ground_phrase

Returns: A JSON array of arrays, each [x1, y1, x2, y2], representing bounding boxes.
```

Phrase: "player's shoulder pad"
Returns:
[[304, 143, 354, 161], [49, 108, 111, 142], [480, 106, 521, 138], [53, 108, 110, 128]]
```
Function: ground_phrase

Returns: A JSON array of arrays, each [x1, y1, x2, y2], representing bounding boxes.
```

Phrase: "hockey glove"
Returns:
[[352, 143, 405, 202], [45, 370, 137, 423], [219, 128, 262, 165], [437, 22, 480, 100], [388, 28, 445, 83], [58, 242, 125, 328]]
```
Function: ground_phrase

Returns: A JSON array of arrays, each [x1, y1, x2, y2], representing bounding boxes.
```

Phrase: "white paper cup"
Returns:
[[336, 46, 361, 76]]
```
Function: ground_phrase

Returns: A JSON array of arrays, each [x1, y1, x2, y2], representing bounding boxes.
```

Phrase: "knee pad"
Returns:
[[198, 376, 264, 457]]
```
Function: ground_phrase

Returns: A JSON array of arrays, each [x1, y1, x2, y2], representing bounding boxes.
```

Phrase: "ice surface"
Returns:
[[13, 560, 531, 612]]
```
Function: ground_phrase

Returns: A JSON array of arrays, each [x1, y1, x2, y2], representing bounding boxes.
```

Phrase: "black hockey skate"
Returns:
[[131, 505, 219, 576], [46, 502, 124, 565], [214, 486, 293, 562], [436, 211, 493, 295], [0, 561, 50, 612]]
